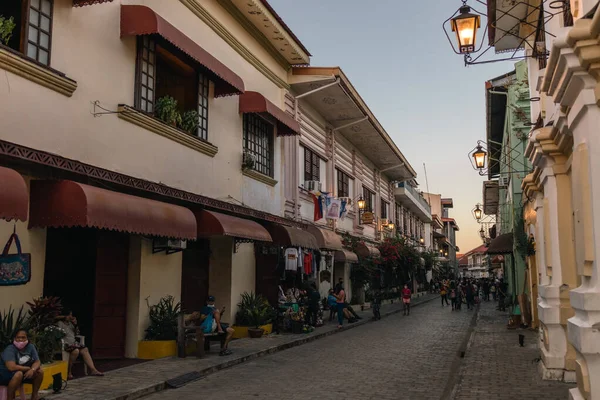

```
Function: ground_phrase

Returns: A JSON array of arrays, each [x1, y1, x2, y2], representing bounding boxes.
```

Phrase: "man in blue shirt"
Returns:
[[200, 296, 234, 356]]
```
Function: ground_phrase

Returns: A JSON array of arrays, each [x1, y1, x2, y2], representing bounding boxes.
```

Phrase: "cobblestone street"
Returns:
[[142, 300, 574, 400], [144, 299, 474, 400]]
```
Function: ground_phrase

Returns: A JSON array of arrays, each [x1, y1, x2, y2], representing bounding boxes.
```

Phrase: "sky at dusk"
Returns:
[[269, 0, 518, 253]]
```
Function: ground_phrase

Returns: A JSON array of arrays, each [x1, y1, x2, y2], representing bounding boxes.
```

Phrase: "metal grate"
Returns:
[[197, 72, 209, 140], [26, 0, 53, 65], [243, 113, 274, 177]]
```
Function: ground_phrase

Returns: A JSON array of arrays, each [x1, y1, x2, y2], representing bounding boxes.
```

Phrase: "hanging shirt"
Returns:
[[284, 248, 299, 271], [304, 252, 313, 275], [297, 247, 303, 269]]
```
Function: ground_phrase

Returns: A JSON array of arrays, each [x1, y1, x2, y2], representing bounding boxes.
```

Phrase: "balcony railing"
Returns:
[[396, 182, 432, 214]]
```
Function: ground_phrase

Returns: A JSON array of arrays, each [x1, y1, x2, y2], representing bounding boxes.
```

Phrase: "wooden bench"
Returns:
[[177, 315, 226, 358]]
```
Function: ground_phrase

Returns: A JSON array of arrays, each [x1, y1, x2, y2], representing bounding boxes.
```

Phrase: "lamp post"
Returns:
[[450, 4, 481, 54]]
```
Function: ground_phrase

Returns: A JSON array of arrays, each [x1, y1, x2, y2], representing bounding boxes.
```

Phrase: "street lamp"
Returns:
[[357, 196, 366, 210], [420, 236, 424, 244], [479, 227, 485, 239], [387, 222, 395, 231], [472, 144, 487, 170], [474, 205, 482, 221], [450, 4, 481, 54]]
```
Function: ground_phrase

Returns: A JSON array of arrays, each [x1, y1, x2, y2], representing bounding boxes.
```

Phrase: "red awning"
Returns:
[[306, 225, 343, 250], [29, 180, 197, 240], [264, 224, 318, 250], [0, 167, 28, 222], [73, 0, 112, 6], [239, 91, 300, 136], [195, 210, 272, 242], [120, 5, 245, 97], [355, 243, 381, 258]]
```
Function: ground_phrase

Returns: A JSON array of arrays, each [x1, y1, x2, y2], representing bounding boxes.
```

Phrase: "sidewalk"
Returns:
[[44, 293, 438, 400], [451, 300, 575, 400]]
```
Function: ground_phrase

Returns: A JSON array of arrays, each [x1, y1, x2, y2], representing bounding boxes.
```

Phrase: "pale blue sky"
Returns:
[[269, 0, 517, 253]]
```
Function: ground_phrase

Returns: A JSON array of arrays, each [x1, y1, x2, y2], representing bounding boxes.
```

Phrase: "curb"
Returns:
[[106, 295, 439, 400]]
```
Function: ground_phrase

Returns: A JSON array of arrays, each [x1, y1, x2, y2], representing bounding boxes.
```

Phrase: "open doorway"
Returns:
[[43, 228, 129, 359], [181, 239, 210, 313]]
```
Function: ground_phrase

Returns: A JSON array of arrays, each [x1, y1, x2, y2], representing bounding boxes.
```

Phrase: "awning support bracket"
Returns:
[[234, 238, 255, 253]]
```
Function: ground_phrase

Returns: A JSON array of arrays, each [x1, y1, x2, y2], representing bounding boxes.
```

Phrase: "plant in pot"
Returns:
[[0, 15, 16, 46], [154, 96, 182, 127], [145, 295, 181, 341], [179, 110, 200, 135], [235, 292, 273, 338], [242, 150, 256, 171]]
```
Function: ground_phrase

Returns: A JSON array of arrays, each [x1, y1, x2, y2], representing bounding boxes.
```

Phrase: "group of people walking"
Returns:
[[435, 277, 508, 311]]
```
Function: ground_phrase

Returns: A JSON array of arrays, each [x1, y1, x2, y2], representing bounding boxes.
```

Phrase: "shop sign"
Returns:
[[361, 212, 374, 225]]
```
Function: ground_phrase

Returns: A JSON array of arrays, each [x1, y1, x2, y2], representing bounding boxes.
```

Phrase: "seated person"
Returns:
[[56, 309, 103, 379], [0, 329, 44, 400], [187, 296, 235, 356]]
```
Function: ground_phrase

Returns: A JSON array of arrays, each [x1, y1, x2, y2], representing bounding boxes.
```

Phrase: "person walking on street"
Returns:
[[440, 282, 449, 306], [490, 281, 497, 301], [497, 279, 507, 311], [465, 280, 475, 310], [402, 284, 412, 316], [335, 286, 347, 329]]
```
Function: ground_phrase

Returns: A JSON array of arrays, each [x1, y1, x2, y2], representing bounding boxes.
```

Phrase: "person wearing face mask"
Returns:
[[0, 329, 44, 400], [199, 296, 235, 356]]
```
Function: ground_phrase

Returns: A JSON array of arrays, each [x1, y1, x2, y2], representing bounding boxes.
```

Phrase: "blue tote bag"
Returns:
[[0, 233, 31, 286]]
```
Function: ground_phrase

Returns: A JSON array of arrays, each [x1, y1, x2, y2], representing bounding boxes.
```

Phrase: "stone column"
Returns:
[[530, 127, 577, 382], [542, 17, 600, 397]]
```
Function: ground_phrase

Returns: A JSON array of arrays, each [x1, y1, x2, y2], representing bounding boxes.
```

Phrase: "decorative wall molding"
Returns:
[[118, 105, 219, 157], [179, 0, 290, 89], [0, 47, 77, 97], [0, 139, 302, 228], [243, 168, 278, 187], [215, 0, 290, 70], [118, 104, 219, 157]]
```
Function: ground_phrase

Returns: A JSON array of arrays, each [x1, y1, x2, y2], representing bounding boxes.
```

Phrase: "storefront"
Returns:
[[193, 209, 273, 324], [28, 180, 197, 359], [256, 224, 318, 306]]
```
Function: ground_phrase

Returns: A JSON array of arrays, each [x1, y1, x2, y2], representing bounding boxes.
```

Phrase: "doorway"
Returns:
[[181, 239, 210, 313], [255, 245, 280, 306], [44, 228, 129, 359]]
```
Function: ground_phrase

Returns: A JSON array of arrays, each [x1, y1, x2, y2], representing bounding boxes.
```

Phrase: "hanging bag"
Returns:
[[0, 232, 31, 286]]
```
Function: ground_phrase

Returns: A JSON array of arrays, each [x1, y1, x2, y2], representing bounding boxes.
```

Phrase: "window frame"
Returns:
[[243, 113, 275, 178], [24, 0, 53, 66], [0, 0, 54, 66], [380, 199, 389, 219], [134, 36, 212, 141], [337, 169, 351, 198], [362, 186, 375, 214], [303, 147, 321, 183]]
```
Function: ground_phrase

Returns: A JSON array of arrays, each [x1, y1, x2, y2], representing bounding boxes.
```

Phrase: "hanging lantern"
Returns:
[[472, 144, 487, 170], [420, 237, 424, 244], [479, 227, 485, 238], [387, 222, 395, 231], [451, 5, 481, 54], [357, 196, 366, 210], [474, 205, 482, 221]]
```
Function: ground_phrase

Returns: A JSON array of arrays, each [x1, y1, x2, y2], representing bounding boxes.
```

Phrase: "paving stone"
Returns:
[[453, 301, 574, 400], [45, 294, 438, 400]]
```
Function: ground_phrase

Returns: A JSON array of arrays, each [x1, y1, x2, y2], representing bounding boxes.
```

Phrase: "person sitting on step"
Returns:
[[56, 309, 104, 379], [0, 329, 44, 400]]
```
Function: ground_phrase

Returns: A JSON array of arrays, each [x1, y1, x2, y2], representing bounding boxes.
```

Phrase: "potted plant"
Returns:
[[179, 110, 200, 135], [242, 150, 256, 171], [154, 96, 182, 127], [0, 15, 16, 46], [234, 292, 273, 339], [139, 296, 181, 359]]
